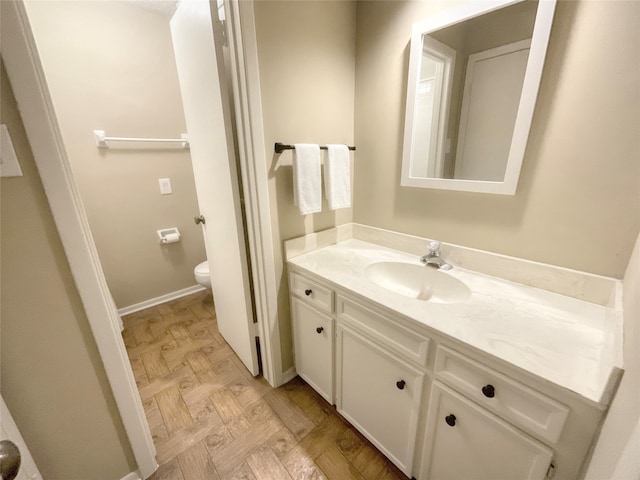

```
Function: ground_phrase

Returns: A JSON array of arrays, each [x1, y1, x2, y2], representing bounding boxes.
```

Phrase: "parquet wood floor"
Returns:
[[122, 290, 408, 480]]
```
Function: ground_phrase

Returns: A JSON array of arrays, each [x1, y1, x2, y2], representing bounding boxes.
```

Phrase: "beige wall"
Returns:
[[25, 1, 206, 308], [253, 0, 639, 374], [0, 64, 135, 479], [354, 0, 640, 279], [254, 1, 357, 370]]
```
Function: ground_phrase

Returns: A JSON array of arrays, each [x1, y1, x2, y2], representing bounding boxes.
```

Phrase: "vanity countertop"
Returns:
[[287, 238, 622, 405]]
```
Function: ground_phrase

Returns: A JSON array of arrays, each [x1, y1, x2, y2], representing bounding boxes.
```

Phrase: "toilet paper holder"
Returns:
[[157, 227, 181, 244]]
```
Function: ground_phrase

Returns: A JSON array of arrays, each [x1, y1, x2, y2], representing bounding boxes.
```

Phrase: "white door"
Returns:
[[454, 40, 530, 181], [170, 0, 259, 375], [1, 396, 42, 480], [291, 297, 334, 402], [336, 324, 424, 475]]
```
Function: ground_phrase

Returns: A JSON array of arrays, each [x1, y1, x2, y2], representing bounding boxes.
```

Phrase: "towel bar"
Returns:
[[94, 130, 190, 149], [274, 142, 356, 154]]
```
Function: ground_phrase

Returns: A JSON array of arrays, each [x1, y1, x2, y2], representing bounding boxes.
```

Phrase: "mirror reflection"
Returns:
[[404, 0, 545, 191], [412, 36, 456, 178], [421, 1, 536, 181]]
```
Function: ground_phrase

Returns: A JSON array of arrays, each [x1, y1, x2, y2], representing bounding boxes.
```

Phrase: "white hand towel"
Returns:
[[324, 144, 351, 210], [292, 144, 322, 215]]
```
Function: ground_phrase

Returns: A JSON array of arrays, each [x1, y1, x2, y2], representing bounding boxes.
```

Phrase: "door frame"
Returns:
[[2, 1, 279, 477], [224, 0, 283, 386]]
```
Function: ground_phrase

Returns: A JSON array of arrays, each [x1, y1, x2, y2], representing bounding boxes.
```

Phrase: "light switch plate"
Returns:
[[159, 178, 172, 195]]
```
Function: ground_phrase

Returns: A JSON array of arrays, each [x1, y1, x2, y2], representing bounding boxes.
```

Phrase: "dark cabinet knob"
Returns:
[[316, 327, 324, 334], [0, 440, 21, 480], [396, 380, 406, 390], [304, 289, 312, 296], [482, 384, 495, 398], [445, 414, 456, 427]]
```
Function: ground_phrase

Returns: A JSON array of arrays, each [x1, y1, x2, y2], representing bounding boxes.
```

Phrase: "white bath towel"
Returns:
[[324, 144, 351, 210], [292, 144, 322, 215]]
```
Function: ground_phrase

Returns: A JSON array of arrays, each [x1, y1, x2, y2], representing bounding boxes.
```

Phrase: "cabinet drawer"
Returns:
[[337, 297, 430, 367], [435, 346, 569, 444], [290, 272, 333, 313]]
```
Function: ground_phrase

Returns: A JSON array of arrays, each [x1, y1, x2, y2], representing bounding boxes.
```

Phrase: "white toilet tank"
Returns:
[[194, 261, 211, 289]]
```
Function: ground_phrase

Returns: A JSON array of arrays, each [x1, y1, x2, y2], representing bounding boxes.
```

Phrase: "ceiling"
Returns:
[[121, 0, 178, 17]]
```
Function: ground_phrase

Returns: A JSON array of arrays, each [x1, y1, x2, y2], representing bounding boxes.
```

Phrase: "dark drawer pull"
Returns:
[[396, 380, 406, 390], [445, 414, 456, 427], [316, 327, 324, 334], [304, 289, 312, 296], [482, 384, 495, 398]]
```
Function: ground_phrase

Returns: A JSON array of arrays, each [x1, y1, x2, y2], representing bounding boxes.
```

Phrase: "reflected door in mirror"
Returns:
[[455, 39, 530, 181]]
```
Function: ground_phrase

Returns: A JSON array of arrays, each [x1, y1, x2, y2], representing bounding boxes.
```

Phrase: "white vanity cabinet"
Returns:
[[421, 382, 553, 480], [418, 345, 573, 479], [287, 268, 607, 480], [289, 273, 334, 403]]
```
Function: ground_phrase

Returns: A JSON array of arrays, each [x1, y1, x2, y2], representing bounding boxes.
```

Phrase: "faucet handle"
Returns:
[[428, 241, 441, 253]]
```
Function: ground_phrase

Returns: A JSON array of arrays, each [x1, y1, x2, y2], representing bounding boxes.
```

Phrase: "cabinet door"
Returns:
[[420, 382, 553, 480], [336, 324, 424, 475], [291, 297, 334, 403]]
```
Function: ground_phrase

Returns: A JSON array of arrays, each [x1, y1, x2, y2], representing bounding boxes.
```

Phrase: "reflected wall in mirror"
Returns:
[[401, 0, 557, 194]]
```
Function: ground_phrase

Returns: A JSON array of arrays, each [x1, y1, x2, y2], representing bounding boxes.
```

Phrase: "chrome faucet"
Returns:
[[420, 241, 452, 270]]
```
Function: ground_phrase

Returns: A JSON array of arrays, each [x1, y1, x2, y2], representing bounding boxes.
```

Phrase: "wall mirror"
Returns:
[[401, 0, 556, 194]]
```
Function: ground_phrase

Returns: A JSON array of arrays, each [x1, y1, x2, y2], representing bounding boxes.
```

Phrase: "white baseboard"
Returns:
[[118, 285, 207, 316], [120, 472, 142, 480]]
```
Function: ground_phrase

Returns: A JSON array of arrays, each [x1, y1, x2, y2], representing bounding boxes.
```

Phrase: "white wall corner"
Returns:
[[281, 366, 297, 385], [584, 232, 640, 480]]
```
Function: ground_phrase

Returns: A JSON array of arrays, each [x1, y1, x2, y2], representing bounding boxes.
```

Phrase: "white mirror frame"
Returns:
[[401, 0, 557, 195]]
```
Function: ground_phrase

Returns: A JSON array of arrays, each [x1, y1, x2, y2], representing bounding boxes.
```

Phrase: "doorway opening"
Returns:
[[23, 0, 261, 373], [5, 0, 283, 474]]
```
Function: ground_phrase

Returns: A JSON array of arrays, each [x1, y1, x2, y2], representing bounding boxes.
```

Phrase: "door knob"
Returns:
[[0, 440, 21, 480], [194, 215, 206, 225]]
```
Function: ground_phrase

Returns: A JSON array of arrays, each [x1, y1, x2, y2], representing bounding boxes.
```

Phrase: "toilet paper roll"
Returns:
[[161, 233, 180, 244]]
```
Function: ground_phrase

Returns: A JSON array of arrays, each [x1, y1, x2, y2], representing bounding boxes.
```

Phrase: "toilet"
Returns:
[[194, 261, 211, 289]]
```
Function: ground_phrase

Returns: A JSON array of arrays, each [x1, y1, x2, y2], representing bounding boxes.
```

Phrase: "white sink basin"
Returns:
[[365, 262, 471, 304]]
